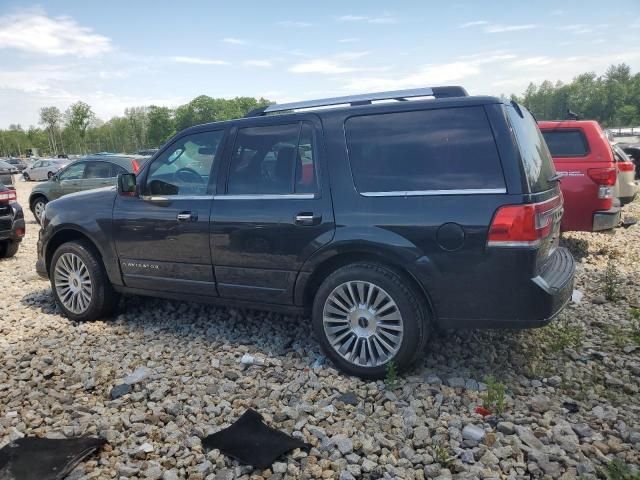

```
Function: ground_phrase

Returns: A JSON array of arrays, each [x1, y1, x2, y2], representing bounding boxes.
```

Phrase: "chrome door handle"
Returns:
[[295, 213, 321, 226], [177, 211, 197, 222]]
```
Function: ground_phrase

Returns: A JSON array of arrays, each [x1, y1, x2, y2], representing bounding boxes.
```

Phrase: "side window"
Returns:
[[59, 162, 85, 180], [84, 161, 112, 179], [540, 130, 589, 157], [32, 161, 42, 168], [345, 106, 505, 193], [227, 122, 317, 195], [145, 130, 224, 196], [111, 164, 128, 177]]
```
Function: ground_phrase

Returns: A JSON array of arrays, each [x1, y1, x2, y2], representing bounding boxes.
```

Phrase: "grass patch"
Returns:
[[384, 360, 400, 390], [598, 458, 640, 480], [603, 259, 622, 301], [482, 375, 506, 414]]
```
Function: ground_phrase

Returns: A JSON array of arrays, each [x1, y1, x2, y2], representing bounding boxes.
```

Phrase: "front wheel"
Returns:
[[23, 173, 30, 181], [32, 198, 47, 224], [312, 263, 429, 379], [50, 240, 117, 321], [47, 171, 54, 179]]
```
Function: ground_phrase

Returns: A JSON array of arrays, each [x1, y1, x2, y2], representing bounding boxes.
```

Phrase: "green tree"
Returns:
[[39, 106, 63, 155], [147, 106, 174, 147], [64, 101, 95, 153]]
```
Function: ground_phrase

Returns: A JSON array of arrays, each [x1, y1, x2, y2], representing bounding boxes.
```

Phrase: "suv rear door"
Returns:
[[211, 116, 335, 304]]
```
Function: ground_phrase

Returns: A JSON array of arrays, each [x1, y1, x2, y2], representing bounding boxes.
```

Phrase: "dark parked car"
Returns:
[[28, 155, 149, 224], [5, 158, 27, 172], [0, 182, 24, 258], [0, 160, 18, 188], [36, 86, 575, 378]]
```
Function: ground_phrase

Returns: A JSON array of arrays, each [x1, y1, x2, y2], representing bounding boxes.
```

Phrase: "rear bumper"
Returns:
[[593, 205, 621, 231], [436, 247, 575, 329], [0, 203, 25, 243]]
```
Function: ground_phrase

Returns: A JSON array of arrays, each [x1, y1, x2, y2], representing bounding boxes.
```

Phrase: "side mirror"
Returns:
[[117, 173, 137, 196]]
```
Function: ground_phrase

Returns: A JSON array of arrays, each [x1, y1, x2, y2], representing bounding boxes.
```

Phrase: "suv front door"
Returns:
[[113, 129, 226, 295], [211, 117, 335, 304]]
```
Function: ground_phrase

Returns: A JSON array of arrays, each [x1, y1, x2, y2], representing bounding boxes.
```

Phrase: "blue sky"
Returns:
[[0, 0, 639, 127]]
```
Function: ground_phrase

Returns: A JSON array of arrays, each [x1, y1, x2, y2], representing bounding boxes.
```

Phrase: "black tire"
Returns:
[[32, 197, 47, 224], [0, 240, 19, 258], [312, 262, 429, 379], [23, 173, 30, 181], [47, 171, 54, 179], [50, 240, 118, 321]]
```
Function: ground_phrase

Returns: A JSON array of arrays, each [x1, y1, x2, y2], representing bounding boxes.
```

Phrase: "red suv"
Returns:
[[539, 121, 619, 232]]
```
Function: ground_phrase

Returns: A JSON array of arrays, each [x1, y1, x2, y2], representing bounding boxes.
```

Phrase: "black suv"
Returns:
[[36, 86, 575, 378]]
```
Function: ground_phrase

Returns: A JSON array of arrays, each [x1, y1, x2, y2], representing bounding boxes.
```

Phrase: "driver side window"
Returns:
[[144, 130, 224, 196], [59, 162, 85, 180]]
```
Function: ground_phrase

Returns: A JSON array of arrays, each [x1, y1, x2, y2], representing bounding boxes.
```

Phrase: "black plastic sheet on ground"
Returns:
[[202, 409, 311, 469], [0, 436, 105, 480]]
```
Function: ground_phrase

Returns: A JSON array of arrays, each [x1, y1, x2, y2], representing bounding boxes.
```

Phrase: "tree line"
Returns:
[[0, 63, 638, 157], [0, 96, 270, 157]]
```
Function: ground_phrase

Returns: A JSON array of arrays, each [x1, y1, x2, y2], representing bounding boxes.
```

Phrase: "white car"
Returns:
[[23, 158, 70, 181]]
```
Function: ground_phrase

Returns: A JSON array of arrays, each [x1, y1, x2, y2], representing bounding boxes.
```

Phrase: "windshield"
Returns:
[[506, 102, 557, 193]]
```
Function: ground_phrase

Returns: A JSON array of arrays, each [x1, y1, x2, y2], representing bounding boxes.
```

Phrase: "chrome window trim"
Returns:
[[213, 193, 317, 200], [140, 195, 214, 201], [360, 188, 506, 197]]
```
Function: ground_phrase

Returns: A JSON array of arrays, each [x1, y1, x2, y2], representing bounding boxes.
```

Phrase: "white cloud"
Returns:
[[459, 20, 488, 28], [277, 20, 312, 28], [511, 56, 552, 67], [338, 38, 359, 43], [0, 8, 111, 57], [222, 37, 246, 45], [169, 56, 228, 65], [484, 24, 538, 33], [341, 62, 482, 92], [337, 14, 397, 24], [290, 60, 357, 74], [244, 60, 273, 67]]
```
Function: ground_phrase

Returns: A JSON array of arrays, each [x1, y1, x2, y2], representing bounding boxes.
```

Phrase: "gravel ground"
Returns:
[[1, 177, 639, 480]]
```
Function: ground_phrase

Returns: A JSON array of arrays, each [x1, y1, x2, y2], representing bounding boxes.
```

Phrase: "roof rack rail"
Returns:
[[244, 86, 468, 117]]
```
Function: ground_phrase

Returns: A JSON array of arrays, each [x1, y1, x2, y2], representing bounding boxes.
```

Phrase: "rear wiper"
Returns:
[[548, 173, 564, 182]]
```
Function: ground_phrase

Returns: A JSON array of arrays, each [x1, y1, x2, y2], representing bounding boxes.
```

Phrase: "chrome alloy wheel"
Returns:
[[34, 201, 45, 223], [322, 281, 404, 367], [54, 252, 93, 314]]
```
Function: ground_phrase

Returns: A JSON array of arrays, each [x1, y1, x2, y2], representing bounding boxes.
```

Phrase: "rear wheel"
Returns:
[[32, 197, 47, 224], [50, 240, 117, 321], [47, 171, 54, 179], [312, 262, 429, 379], [0, 240, 19, 258]]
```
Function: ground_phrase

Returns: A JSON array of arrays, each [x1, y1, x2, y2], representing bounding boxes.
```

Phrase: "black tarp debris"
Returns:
[[0, 436, 106, 480], [202, 409, 310, 469]]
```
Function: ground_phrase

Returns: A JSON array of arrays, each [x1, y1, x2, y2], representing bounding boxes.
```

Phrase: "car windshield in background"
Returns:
[[506, 104, 556, 193], [0, 160, 14, 170], [541, 130, 590, 157]]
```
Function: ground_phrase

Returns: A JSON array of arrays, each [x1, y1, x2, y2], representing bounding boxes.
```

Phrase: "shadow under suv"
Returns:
[[36, 86, 575, 378]]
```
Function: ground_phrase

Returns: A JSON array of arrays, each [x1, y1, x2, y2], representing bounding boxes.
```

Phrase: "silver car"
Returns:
[[23, 158, 71, 181]]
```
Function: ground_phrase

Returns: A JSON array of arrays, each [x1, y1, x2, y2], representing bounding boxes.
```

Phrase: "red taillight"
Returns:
[[588, 167, 617, 186], [488, 196, 562, 247], [0, 189, 17, 203], [131, 159, 140, 174], [617, 162, 635, 172]]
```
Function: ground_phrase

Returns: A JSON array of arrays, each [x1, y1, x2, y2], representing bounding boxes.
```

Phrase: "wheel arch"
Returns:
[[297, 248, 437, 323], [45, 228, 105, 276], [29, 192, 48, 210]]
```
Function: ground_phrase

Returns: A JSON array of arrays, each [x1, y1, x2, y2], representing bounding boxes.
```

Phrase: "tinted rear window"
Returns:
[[540, 130, 589, 156], [506, 104, 556, 193], [345, 106, 505, 193]]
